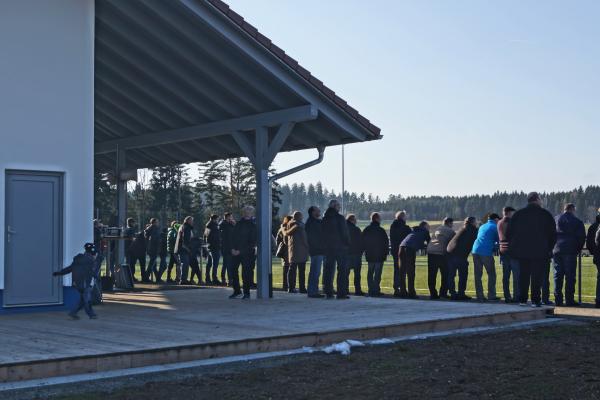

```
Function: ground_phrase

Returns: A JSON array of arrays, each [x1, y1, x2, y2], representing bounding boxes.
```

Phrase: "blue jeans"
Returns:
[[367, 262, 384, 295], [206, 249, 221, 281], [307, 255, 325, 296], [324, 251, 348, 297], [553, 254, 577, 304], [447, 255, 469, 296], [146, 252, 159, 281], [500, 254, 520, 301], [70, 287, 95, 318], [178, 252, 190, 283], [346, 254, 363, 293]]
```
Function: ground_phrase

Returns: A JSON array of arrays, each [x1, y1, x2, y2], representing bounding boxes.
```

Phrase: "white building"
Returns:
[[0, 0, 94, 312], [0, 0, 380, 313]]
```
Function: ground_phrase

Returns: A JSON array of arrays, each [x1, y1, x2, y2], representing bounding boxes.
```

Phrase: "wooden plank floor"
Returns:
[[0, 287, 547, 366]]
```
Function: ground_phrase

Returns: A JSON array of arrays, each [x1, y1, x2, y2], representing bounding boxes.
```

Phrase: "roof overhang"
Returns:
[[94, 0, 381, 172]]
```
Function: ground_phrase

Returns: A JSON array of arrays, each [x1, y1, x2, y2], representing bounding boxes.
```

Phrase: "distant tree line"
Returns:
[[95, 162, 600, 231], [280, 183, 600, 223], [94, 159, 282, 231]]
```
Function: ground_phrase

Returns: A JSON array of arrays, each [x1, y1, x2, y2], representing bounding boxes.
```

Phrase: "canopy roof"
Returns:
[[94, 0, 381, 171]]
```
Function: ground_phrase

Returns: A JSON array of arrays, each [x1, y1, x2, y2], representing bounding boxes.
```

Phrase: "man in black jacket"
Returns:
[[175, 216, 195, 285], [144, 218, 161, 283], [362, 212, 389, 297], [553, 204, 586, 306], [446, 217, 478, 301], [219, 212, 236, 287], [124, 218, 141, 282], [129, 230, 146, 283], [390, 211, 412, 297], [507, 192, 557, 307], [322, 200, 351, 299], [346, 214, 364, 296], [588, 213, 600, 307], [230, 206, 257, 299], [305, 206, 326, 298], [204, 215, 222, 285]]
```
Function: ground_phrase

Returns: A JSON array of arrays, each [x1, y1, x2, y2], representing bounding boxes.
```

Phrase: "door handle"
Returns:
[[7, 225, 16, 244]]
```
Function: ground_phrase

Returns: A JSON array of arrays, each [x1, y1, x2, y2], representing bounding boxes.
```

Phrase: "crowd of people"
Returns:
[[110, 206, 258, 298], [97, 191, 600, 307], [275, 192, 600, 307]]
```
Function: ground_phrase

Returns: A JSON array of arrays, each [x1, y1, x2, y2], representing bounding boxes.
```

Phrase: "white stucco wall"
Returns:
[[0, 0, 95, 290]]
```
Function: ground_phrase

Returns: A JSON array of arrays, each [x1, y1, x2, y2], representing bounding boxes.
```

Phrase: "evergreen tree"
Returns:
[[196, 160, 227, 219]]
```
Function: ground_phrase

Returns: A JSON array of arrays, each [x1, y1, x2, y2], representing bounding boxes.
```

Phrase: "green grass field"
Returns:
[[271, 255, 599, 301], [115, 254, 598, 301]]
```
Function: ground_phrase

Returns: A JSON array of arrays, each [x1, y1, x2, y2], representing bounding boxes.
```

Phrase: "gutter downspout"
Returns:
[[269, 145, 325, 183]]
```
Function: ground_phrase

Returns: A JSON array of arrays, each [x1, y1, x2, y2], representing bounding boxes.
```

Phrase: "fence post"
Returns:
[[578, 252, 582, 304]]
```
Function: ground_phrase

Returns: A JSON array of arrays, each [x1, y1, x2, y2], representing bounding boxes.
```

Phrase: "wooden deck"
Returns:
[[0, 288, 549, 382]]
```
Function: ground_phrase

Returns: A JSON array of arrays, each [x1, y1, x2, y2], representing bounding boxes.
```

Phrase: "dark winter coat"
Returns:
[[362, 221, 389, 263], [400, 226, 431, 251], [596, 227, 600, 265], [232, 218, 257, 256], [305, 216, 326, 256], [129, 231, 146, 258], [285, 220, 309, 263], [553, 212, 586, 256], [447, 225, 478, 259], [219, 220, 235, 253], [322, 207, 350, 253], [347, 221, 364, 256], [144, 224, 161, 255], [159, 230, 168, 257], [175, 222, 194, 255], [55, 253, 103, 290], [390, 219, 412, 256], [586, 217, 600, 262], [123, 227, 136, 253], [507, 203, 557, 260], [205, 220, 221, 251]]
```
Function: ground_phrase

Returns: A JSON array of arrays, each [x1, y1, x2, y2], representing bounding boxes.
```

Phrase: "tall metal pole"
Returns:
[[116, 146, 127, 266], [341, 145, 345, 215], [255, 127, 271, 299]]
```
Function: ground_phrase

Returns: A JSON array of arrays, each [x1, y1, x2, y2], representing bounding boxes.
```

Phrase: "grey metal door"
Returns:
[[4, 171, 63, 307]]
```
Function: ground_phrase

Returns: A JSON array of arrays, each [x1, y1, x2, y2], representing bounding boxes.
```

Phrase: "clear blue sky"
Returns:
[[226, 0, 600, 198]]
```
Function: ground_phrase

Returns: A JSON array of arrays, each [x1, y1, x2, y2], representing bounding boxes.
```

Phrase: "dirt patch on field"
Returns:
[[35, 320, 600, 400]]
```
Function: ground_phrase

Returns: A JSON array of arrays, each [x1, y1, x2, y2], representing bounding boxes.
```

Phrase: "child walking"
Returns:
[[53, 243, 103, 319]]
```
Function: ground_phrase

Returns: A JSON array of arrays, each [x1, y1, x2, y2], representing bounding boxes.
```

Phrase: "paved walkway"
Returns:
[[0, 288, 546, 366]]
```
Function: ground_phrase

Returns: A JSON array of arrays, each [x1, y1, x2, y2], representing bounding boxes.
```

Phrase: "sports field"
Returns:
[[271, 255, 598, 301]]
